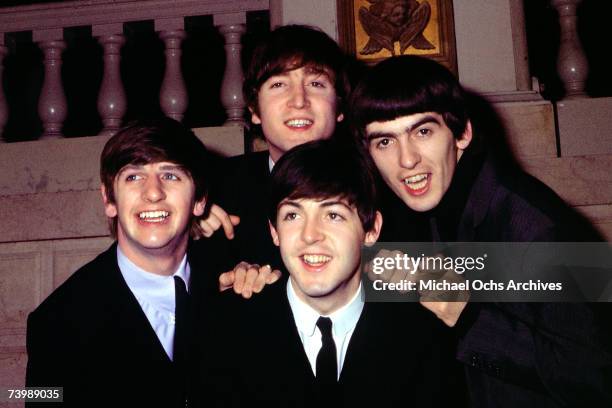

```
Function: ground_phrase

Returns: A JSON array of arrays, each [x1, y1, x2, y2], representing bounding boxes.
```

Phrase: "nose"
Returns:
[[301, 216, 324, 244], [288, 84, 309, 109], [399, 139, 421, 169], [142, 177, 165, 202]]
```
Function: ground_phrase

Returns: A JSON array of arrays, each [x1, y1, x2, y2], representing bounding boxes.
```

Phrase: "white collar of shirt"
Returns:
[[287, 279, 364, 338], [116, 246, 190, 360], [287, 278, 364, 379], [268, 155, 275, 172]]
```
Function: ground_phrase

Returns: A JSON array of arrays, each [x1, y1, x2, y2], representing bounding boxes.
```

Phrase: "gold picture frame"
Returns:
[[337, 0, 457, 74]]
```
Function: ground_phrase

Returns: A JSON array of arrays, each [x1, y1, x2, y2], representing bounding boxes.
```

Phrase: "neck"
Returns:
[[117, 238, 188, 276], [292, 272, 361, 315]]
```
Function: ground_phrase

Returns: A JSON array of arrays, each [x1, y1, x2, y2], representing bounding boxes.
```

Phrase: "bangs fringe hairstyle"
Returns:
[[268, 137, 378, 231], [350, 55, 469, 146]]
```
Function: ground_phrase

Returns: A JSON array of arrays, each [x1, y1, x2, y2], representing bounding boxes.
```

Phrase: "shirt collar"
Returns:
[[268, 155, 275, 172], [117, 246, 190, 303], [287, 278, 364, 338]]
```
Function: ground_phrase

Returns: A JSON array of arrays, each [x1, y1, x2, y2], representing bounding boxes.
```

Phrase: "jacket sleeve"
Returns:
[[25, 309, 66, 407], [455, 301, 612, 407]]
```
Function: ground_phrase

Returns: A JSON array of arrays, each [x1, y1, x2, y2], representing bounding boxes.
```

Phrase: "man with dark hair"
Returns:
[[198, 25, 350, 297], [26, 118, 217, 407], [198, 138, 463, 407], [350, 55, 611, 407]]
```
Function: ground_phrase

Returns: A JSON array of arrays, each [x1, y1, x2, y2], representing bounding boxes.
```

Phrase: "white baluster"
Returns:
[[94, 24, 126, 136], [34, 29, 67, 139], [156, 18, 187, 122], [0, 41, 8, 142], [552, 0, 588, 99], [214, 13, 246, 126]]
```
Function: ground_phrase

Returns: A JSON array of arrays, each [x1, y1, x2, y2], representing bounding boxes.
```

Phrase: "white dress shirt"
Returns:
[[117, 246, 190, 361], [268, 155, 275, 172], [287, 279, 365, 380]]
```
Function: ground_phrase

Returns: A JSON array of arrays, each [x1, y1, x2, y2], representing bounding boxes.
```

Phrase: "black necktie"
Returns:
[[173, 276, 190, 367], [315, 317, 337, 384]]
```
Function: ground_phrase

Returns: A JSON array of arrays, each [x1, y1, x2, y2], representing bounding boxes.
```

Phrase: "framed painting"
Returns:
[[337, 0, 457, 74]]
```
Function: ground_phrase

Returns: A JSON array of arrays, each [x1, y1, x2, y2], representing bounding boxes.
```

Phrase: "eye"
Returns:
[[282, 212, 298, 221], [310, 80, 326, 88], [374, 138, 394, 149], [269, 81, 284, 89], [415, 127, 432, 138], [125, 174, 141, 182], [327, 211, 346, 221], [162, 173, 179, 181]]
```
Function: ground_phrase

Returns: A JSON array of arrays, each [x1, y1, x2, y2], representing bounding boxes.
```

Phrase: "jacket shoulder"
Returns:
[[29, 245, 117, 321], [474, 160, 600, 241]]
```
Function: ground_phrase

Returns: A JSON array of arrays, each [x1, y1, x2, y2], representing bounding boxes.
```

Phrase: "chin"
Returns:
[[399, 194, 442, 213]]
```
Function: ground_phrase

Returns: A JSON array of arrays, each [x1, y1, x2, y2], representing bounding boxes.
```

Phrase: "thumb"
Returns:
[[266, 268, 282, 284]]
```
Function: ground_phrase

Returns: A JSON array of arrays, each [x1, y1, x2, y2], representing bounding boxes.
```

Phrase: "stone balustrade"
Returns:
[[551, 0, 588, 99], [0, 0, 268, 140]]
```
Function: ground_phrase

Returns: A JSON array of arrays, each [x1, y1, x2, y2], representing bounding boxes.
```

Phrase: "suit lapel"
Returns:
[[458, 155, 499, 241], [278, 288, 317, 382], [339, 303, 422, 385], [338, 302, 370, 384], [105, 245, 173, 366]]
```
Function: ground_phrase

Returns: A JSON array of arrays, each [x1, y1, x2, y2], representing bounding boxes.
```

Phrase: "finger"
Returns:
[[229, 215, 241, 226], [377, 250, 404, 282], [389, 268, 411, 293], [220, 215, 237, 240], [242, 265, 260, 299], [378, 262, 396, 282], [232, 263, 248, 295], [250, 265, 270, 294], [251, 265, 281, 294], [218, 270, 235, 291], [266, 269, 282, 284], [210, 205, 237, 240], [363, 259, 374, 279], [198, 219, 215, 238]]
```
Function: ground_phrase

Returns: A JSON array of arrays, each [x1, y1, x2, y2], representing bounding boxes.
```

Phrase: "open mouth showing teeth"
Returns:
[[285, 119, 313, 128], [403, 174, 429, 190], [138, 210, 169, 222], [302, 254, 331, 266]]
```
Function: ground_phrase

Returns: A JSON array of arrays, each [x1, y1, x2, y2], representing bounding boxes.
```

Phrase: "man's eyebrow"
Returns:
[[278, 200, 303, 209], [118, 164, 142, 173], [366, 115, 442, 141], [408, 115, 441, 131], [304, 67, 331, 77], [268, 71, 290, 79], [158, 164, 186, 172], [319, 200, 352, 211], [367, 131, 395, 142]]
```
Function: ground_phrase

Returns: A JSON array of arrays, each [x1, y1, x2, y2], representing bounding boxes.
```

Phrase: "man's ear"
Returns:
[[193, 197, 206, 217], [269, 220, 280, 246], [249, 106, 262, 125], [364, 211, 383, 247], [101, 185, 117, 218], [456, 120, 473, 151]]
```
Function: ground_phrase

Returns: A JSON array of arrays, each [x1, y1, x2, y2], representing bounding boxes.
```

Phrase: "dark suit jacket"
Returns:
[[206, 151, 283, 272], [440, 155, 612, 407], [196, 282, 466, 408], [26, 242, 218, 407]]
